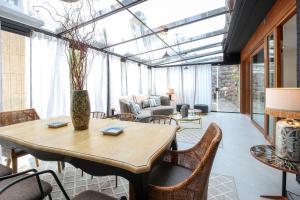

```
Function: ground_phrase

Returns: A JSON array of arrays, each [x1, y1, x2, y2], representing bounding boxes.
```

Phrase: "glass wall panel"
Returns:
[[211, 65, 240, 112], [251, 48, 265, 128], [267, 33, 276, 139]]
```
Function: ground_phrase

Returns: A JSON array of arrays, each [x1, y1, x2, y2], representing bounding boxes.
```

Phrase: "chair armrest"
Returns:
[[0, 170, 71, 200], [0, 168, 37, 181]]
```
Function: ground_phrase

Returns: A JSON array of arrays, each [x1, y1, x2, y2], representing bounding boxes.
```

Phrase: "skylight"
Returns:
[[0, 0, 230, 66]]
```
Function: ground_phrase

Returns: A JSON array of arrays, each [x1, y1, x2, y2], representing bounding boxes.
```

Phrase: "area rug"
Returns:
[[18, 159, 238, 200]]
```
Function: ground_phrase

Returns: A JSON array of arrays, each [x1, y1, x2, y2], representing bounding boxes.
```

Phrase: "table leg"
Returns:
[[260, 172, 287, 200], [130, 173, 149, 200]]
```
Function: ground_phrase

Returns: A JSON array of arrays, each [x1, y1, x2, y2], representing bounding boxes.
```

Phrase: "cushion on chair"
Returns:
[[73, 190, 117, 200], [148, 162, 192, 187], [0, 164, 13, 176], [0, 175, 52, 200]]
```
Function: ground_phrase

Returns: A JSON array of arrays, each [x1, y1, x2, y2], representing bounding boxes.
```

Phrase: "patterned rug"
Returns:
[[19, 160, 238, 200]]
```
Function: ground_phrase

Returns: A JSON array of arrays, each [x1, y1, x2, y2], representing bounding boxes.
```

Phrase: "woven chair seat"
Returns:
[[0, 164, 13, 176], [73, 190, 117, 200], [0, 175, 52, 200], [149, 162, 192, 187]]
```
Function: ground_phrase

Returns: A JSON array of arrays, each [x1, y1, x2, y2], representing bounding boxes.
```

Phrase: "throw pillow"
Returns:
[[149, 99, 157, 107], [142, 99, 150, 108], [129, 102, 141, 115], [150, 96, 161, 106]]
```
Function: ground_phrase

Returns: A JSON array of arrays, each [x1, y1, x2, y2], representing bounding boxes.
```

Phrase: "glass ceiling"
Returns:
[[0, 0, 231, 66]]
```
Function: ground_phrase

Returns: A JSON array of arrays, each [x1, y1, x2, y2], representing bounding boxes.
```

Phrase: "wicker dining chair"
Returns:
[[0, 164, 13, 177], [0, 169, 122, 200], [138, 115, 178, 126], [146, 123, 222, 200], [0, 109, 64, 173], [91, 111, 106, 119], [0, 168, 53, 200], [116, 113, 135, 121], [138, 115, 179, 150]]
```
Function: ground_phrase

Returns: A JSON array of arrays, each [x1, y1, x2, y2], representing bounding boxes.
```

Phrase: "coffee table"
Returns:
[[172, 112, 202, 132]]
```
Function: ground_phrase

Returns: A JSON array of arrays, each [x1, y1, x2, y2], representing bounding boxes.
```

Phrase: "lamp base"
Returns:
[[275, 119, 300, 162]]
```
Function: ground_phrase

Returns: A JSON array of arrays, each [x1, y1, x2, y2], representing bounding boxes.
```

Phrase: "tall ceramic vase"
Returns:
[[71, 90, 90, 130]]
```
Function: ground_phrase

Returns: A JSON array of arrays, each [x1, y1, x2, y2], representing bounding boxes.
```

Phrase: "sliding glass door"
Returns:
[[211, 65, 240, 112], [251, 48, 265, 128]]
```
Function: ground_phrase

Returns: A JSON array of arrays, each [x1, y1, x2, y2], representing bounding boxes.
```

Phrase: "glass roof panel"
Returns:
[[78, 10, 154, 49], [107, 34, 166, 56], [161, 53, 224, 66], [1, 0, 119, 33], [149, 46, 223, 65], [174, 35, 224, 52], [122, 34, 224, 62], [129, 0, 225, 29], [164, 14, 225, 45]]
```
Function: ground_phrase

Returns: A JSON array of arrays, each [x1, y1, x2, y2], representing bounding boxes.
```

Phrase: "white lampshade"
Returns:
[[167, 88, 174, 94], [265, 88, 300, 118]]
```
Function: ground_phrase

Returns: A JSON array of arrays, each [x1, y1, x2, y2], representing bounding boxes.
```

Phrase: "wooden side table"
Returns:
[[250, 145, 300, 200]]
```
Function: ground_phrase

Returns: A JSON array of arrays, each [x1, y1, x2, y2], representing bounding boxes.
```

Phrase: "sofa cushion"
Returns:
[[142, 99, 150, 108], [135, 109, 152, 119], [145, 105, 174, 116]]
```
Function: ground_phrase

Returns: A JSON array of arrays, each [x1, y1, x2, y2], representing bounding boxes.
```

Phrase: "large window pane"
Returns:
[[252, 48, 265, 128], [211, 65, 240, 112], [267, 33, 276, 139]]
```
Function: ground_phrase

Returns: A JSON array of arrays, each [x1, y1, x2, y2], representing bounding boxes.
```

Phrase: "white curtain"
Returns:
[[109, 55, 122, 111], [151, 67, 168, 95], [151, 65, 212, 109], [126, 61, 140, 95], [140, 64, 150, 94], [31, 32, 70, 118], [87, 50, 108, 113], [195, 65, 212, 110]]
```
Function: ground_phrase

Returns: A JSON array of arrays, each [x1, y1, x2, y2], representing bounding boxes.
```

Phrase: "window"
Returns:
[[0, 30, 30, 111], [251, 48, 265, 128]]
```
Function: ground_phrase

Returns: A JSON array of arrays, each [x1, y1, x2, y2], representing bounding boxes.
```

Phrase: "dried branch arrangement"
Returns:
[[34, 0, 97, 90]]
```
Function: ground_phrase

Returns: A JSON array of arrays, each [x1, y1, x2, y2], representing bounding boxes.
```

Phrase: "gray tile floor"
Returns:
[[196, 113, 300, 200]]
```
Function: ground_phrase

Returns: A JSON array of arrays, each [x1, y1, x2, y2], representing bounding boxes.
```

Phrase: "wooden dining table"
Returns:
[[0, 116, 178, 200]]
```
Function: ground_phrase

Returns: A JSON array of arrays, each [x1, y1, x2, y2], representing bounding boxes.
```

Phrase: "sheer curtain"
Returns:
[[151, 65, 212, 109], [87, 50, 108, 113], [151, 67, 168, 95], [195, 65, 212, 110], [109, 55, 122, 111], [31, 32, 70, 118]]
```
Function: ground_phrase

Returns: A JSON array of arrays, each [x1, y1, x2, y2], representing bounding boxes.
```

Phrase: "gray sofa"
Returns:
[[119, 95, 174, 119]]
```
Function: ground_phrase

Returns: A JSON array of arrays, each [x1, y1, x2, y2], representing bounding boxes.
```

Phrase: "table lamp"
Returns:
[[265, 88, 300, 162], [166, 88, 175, 100]]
